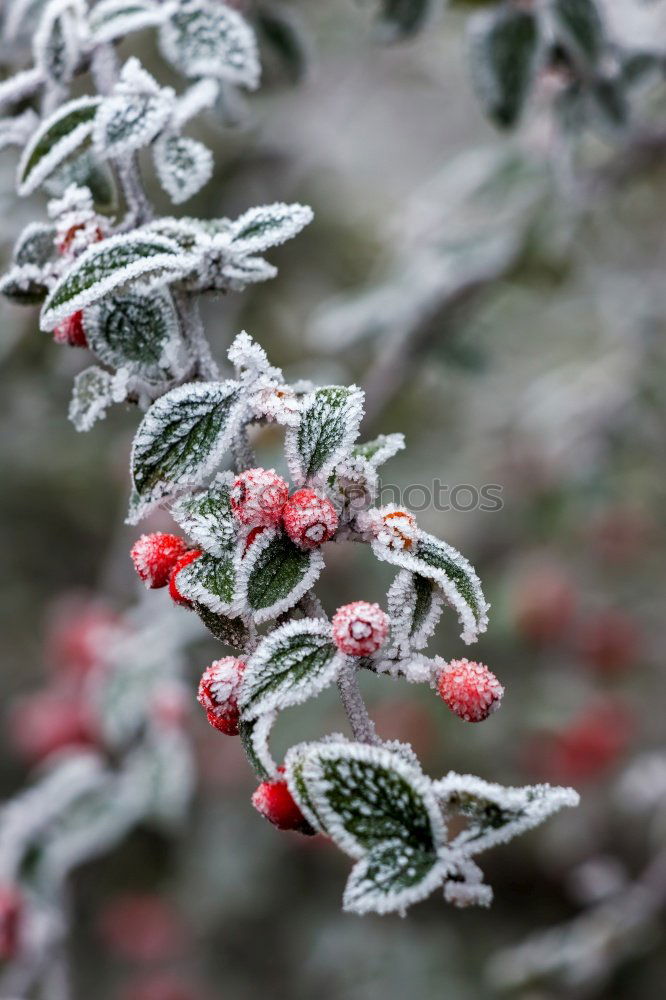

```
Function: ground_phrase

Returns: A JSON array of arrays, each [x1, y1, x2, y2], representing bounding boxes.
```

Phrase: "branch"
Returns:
[[336, 658, 379, 745]]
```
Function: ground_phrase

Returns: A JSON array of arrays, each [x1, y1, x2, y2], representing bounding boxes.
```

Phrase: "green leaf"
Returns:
[[174, 551, 236, 614], [591, 76, 629, 133], [468, 7, 540, 128], [84, 288, 184, 381], [34, 0, 82, 86], [287, 385, 364, 483], [239, 529, 325, 623], [194, 603, 249, 649], [238, 716, 273, 780], [171, 479, 236, 556], [343, 839, 442, 915], [551, 0, 604, 65], [129, 380, 243, 520], [387, 570, 443, 656], [372, 529, 489, 644], [158, 0, 260, 88], [0, 265, 50, 305], [17, 96, 101, 196], [230, 202, 313, 255], [153, 134, 213, 205], [13, 223, 56, 268], [239, 618, 339, 719], [40, 232, 196, 331]]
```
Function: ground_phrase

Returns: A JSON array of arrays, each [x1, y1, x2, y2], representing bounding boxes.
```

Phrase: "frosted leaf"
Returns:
[[68, 365, 116, 432], [33, 0, 85, 86], [353, 432, 405, 468], [434, 772, 580, 856], [153, 133, 213, 204], [171, 475, 236, 556], [286, 385, 365, 485], [128, 729, 194, 827], [329, 456, 378, 522], [221, 254, 278, 291], [93, 58, 175, 158], [0, 264, 51, 305], [12, 222, 57, 268], [228, 330, 277, 381], [129, 379, 243, 520], [343, 838, 449, 916], [158, 0, 260, 89], [4, 0, 52, 44], [239, 712, 278, 780], [372, 652, 438, 684], [0, 109, 40, 152], [17, 95, 101, 196], [194, 603, 251, 649], [172, 77, 220, 128], [386, 570, 443, 658], [40, 231, 197, 331], [239, 618, 341, 720], [88, 0, 170, 43], [84, 287, 185, 381], [233, 526, 325, 624], [249, 382, 301, 427], [0, 67, 44, 116], [143, 216, 210, 252], [229, 202, 314, 255], [287, 740, 449, 915], [370, 524, 489, 644], [175, 551, 236, 614], [443, 858, 493, 908]]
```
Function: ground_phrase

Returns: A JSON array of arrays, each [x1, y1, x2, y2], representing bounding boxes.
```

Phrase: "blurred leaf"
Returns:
[[468, 5, 540, 128], [550, 0, 604, 66], [375, 0, 435, 41], [257, 3, 309, 82]]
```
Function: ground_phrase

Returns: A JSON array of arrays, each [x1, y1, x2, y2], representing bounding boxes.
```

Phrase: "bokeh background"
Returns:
[[1, 1, 666, 997]]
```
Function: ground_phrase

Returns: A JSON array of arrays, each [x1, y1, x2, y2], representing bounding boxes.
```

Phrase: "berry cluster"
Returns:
[[230, 468, 339, 550]]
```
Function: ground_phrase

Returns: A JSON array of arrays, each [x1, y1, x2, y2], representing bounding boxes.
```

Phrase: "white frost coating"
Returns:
[[0, 109, 40, 152], [173, 77, 220, 127], [295, 740, 447, 861], [343, 843, 451, 917], [0, 67, 44, 114], [170, 475, 236, 556], [386, 570, 444, 658], [175, 552, 236, 614], [153, 133, 214, 204], [249, 710, 280, 779], [93, 57, 175, 158], [17, 95, 101, 196], [88, 0, 172, 44], [129, 379, 244, 519], [285, 384, 365, 486], [434, 772, 580, 856], [230, 202, 314, 255], [33, 0, 86, 85], [370, 528, 489, 644], [221, 255, 278, 290], [372, 652, 439, 684], [354, 432, 406, 467], [40, 231, 197, 331], [239, 618, 340, 719], [443, 858, 493, 908], [232, 525, 326, 624], [330, 456, 379, 522], [158, 0, 261, 89], [68, 365, 115, 432], [228, 330, 282, 384]]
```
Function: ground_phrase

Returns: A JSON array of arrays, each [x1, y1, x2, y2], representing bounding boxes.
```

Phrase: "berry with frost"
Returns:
[[197, 658, 246, 735], [251, 770, 314, 835], [437, 658, 504, 722], [131, 533, 189, 589], [0, 886, 23, 961], [332, 601, 389, 656], [53, 310, 87, 347], [243, 525, 267, 553], [230, 467, 289, 528], [365, 505, 418, 550], [168, 549, 203, 607], [282, 488, 338, 549]]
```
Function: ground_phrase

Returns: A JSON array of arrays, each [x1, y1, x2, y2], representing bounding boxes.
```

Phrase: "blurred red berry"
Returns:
[[46, 595, 118, 679], [9, 691, 95, 765], [511, 565, 576, 645], [131, 533, 189, 589], [282, 488, 338, 549], [98, 894, 186, 964], [437, 659, 504, 723], [527, 700, 633, 784], [119, 973, 202, 1000], [252, 770, 314, 835], [197, 658, 245, 736], [331, 601, 389, 656], [57, 222, 104, 256], [0, 886, 23, 961], [230, 468, 289, 528], [168, 549, 203, 607], [52, 310, 87, 347], [576, 609, 640, 675], [589, 506, 653, 564]]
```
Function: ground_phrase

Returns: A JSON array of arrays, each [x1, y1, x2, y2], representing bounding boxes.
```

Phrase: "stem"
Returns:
[[173, 292, 219, 379], [231, 423, 256, 473], [336, 658, 379, 745]]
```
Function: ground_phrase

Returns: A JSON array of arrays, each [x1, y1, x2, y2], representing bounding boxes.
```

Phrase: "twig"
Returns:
[[336, 657, 379, 745]]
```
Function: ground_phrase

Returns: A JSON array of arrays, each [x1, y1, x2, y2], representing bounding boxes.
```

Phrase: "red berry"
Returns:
[[131, 533, 189, 589], [282, 488, 338, 549], [197, 658, 246, 736], [230, 468, 289, 528], [332, 601, 389, 657], [0, 886, 23, 961], [252, 771, 314, 835], [243, 525, 267, 554], [58, 223, 104, 256], [576, 609, 639, 675], [53, 310, 87, 347], [168, 549, 203, 607], [437, 659, 504, 723]]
